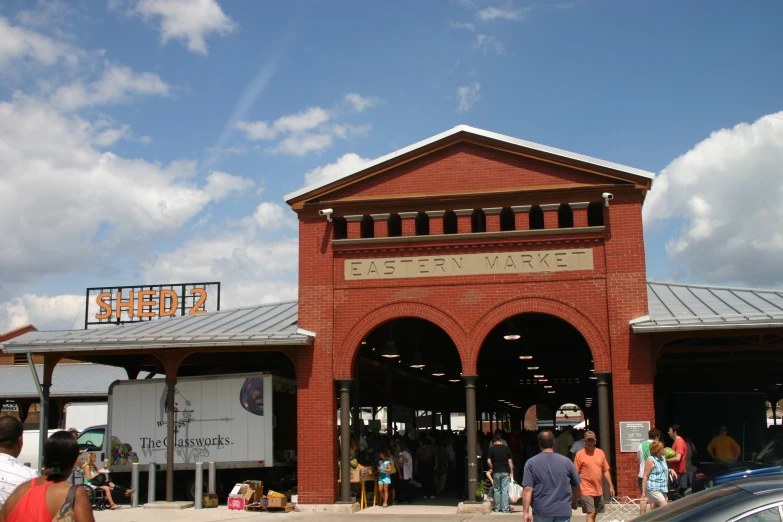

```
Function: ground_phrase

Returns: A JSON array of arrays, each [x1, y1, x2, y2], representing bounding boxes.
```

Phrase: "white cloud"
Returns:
[[0, 294, 84, 332], [16, 0, 75, 28], [477, 6, 529, 20], [243, 202, 298, 232], [456, 82, 481, 113], [50, 62, 170, 111], [272, 132, 333, 156], [344, 93, 380, 113], [236, 107, 332, 141], [0, 96, 253, 283], [449, 20, 475, 31], [0, 16, 82, 70], [131, 0, 236, 55], [474, 34, 505, 54], [644, 111, 783, 286], [304, 153, 372, 187]]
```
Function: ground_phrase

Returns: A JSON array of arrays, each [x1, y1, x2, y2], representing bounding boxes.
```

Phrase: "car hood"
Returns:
[[714, 466, 783, 485]]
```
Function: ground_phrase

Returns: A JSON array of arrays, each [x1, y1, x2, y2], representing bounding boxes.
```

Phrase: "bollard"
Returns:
[[195, 462, 203, 509], [208, 462, 216, 495], [147, 462, 156, 504], [131, 463, 139, 508]]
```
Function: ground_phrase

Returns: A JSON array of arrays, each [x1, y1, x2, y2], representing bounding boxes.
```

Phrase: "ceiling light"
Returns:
[[589, 376, 597, 380], [431, 363, 446, 377], [777, 384, 783, 386], [534, 374, 544, 378], [448, 378, 461, 383], [503, 323, 521, 340], [544, 385, 553, 389], [548, 391, 556, 394], [527, 366, 539, 370], [361, 341, 367, 345], [519, 355, 533, 360], [538, 379, 548, 382], [380, 339, 400, 358], [590, 369, 595, 372], [409, 352, 426, 368]]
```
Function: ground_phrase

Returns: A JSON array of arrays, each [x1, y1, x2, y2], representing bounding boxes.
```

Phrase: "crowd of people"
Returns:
[[0, 416, 135, 521]]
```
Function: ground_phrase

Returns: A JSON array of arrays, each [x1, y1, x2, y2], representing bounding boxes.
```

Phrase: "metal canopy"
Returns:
[[632, 281, 783, 333], [0, 363, 154, 399], [0, 301, 312, 353]]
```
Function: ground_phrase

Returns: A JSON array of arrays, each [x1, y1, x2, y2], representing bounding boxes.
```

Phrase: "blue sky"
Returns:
[[1, 0, 782, 331]]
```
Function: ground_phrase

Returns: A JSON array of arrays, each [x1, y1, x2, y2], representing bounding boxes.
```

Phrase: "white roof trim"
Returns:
[[284, 124, 656, 203], [296, 328, 316, 338]]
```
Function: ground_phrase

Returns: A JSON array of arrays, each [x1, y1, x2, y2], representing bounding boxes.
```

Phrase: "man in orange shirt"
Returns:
[[574, 431, 615, 522]]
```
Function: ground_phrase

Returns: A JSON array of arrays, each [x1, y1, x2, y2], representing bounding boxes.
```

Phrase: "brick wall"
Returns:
[[293, 142, 652, 501]]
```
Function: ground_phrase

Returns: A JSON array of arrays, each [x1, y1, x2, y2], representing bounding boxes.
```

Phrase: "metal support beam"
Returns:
[[338, 379, 352, 503], [463, 375, 479, 502], [597, 372, 612, 455], [166, 379, 175, 502]]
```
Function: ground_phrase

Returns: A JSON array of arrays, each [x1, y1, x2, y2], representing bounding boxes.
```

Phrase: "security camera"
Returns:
[[601, 193, 614, 207], [318, 208, 334, 222]]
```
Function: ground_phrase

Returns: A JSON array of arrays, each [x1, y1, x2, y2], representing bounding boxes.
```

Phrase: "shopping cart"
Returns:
[[597, 496, 644, 522]]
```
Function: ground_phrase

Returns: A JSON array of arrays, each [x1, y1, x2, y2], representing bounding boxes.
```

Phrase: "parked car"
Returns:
[[635, 476, 783, 521], [692, 440, 783, 493]]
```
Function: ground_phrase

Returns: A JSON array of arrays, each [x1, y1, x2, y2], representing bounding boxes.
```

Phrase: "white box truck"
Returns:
[[79, 373, 296, 501]]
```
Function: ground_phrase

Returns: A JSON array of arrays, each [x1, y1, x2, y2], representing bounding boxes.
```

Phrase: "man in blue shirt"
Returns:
[[522, 431, 581, 522]]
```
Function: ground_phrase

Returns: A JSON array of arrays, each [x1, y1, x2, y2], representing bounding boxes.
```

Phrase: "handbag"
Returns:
[[53, 485, 79, 522], [91, 472, 107, 486]]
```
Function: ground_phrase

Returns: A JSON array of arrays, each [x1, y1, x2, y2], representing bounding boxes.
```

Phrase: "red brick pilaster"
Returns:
[[483, 207, 502, 232], [399, 212, 418, 236], [371, 213, 390, 238], [570, 202, 589, 228], [345, 215, 363, 239], [455, 209, 473, 234], [540, 204, 560, 229], [511, 205, 531, 231], [426, 210, 446, 235]]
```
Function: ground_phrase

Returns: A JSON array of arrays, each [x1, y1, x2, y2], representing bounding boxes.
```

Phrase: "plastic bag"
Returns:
[[509, 481, 522, 504]]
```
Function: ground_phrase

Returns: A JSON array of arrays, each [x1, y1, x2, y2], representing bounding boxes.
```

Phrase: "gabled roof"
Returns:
[[285, 124, 656, 204], [1, 301, 313, 353], [0, 363, 156, 398], [632, 281, 783, 333]]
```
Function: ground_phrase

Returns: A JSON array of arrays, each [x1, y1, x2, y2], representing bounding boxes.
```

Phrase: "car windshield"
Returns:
[[634, 484, 746, 521]]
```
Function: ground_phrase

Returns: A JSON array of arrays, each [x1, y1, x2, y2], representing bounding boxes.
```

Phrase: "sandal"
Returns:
[[125, 489, 136, 497]]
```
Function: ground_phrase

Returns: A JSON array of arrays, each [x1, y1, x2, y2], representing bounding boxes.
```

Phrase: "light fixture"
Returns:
[[538, 378, 548, 382], [590, 369, 595, 372], [381, 339, 400, 358], [527, 366, 539, 370], [448, 378, 461, 383], [361, 341, 367, 345], [544, 385, 553, 389], [503, 323, 521, 340], [519, 355, 533, 360], [589, 376, 597, 380], [534, 374, 544, 378], [409, 352, 426, 368], [431, 363, 446, 377], [548, 391, 556, 394]]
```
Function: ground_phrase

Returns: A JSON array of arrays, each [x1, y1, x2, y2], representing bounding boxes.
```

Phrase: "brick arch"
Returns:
[[465, 296, 610, 374], [335, 301, 470, 379]]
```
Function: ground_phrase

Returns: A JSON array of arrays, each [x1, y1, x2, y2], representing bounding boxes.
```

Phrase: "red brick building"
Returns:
[[286, 125, 656, 502]]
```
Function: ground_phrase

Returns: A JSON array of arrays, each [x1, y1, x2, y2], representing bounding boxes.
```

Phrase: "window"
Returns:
[[360, 216, 374, 238], [443, 211, 458, 234], [736, 506, 783, 522], [77, 428, 105, 450], [471, 209, 486, 233], [332, 217, 347, 240], [558, 204, 574, 228], [587, 202, 604, 226], [415, 212, 429, 236], [529, 206, 544, 230], [13, 354, 28, 365], [388, 214, 402, 237], [500, 208, 515, 231]]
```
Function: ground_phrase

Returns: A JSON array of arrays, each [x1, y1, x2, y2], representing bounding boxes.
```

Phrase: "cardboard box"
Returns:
[[202, 493, 218, 508], [267, 497, 287, 508], [244, 481, 263, 502], [227, 496, 246, 511]]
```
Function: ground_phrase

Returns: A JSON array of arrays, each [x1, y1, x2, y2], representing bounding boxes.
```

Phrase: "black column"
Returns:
[[597, 372, 612, 455], [166, 379, 176, 502], [463, 375, 479, 502], [338, 379, 352, 503]]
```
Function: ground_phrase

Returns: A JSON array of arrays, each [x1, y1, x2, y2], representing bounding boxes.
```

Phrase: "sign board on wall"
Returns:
[[619, 421, 651, 452], [84, 282, 220, 328], [345, 249, 594, 280]]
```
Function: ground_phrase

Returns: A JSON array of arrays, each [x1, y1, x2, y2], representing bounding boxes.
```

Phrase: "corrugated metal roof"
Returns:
[[284, 124, 656, 202], [0, 363, 143, 398], [1, 301, 312, 353], [632, 282, 783, 333]]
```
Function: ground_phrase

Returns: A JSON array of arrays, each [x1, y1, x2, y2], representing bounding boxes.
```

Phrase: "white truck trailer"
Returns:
[[78, 373, 297, 501]]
